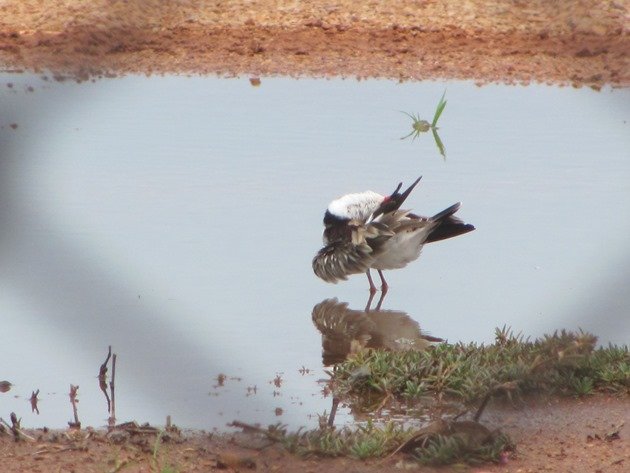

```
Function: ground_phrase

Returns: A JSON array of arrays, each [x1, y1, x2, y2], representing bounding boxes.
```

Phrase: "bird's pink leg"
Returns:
[[377, 270, 389, 294], [366, 270, 377, 295], [375, 291, 387, 311], [365, 291, 375, 312]]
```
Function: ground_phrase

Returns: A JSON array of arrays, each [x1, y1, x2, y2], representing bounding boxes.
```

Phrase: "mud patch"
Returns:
[[0, 396, 627, 472]]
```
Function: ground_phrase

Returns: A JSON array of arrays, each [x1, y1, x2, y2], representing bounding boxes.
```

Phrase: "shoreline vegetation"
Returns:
[[234, 327, 628, 465], [2, 327, 628, 471]]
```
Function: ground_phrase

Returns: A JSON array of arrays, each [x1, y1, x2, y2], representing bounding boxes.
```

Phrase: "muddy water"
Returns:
[[1, 75, 628, 431]]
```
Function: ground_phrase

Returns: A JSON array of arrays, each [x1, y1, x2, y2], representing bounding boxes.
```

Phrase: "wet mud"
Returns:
[[0, 396, 628, 472]]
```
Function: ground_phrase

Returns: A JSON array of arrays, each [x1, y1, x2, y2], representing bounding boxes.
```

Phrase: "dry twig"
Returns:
[[0, 413, 35, 442], [99, 346, 112, 413], [109, 353, 117, 427], [68, 385, 81, 429], [327, 397, 340, 427], [228, 420, 284, 443]]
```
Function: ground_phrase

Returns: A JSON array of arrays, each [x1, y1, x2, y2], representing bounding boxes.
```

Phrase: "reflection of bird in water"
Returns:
[[312, 298, 443, 366], [312, 176, 475, 294]]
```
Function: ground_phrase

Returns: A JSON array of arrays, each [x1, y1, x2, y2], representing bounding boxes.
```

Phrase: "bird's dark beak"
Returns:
[[373, 176, 423, 218], [398, 176, 422, 202]]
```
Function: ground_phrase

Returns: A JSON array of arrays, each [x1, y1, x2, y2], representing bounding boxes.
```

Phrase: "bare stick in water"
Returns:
[[68, 385, 81, 429], [99, 346, 112, 413], [109, 354, 117, 428]]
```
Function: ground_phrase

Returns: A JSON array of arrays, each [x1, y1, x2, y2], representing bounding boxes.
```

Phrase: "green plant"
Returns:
[[400, 90, 447, 158], [413, 431, 513, 465], [568, 375, 594, 397], [331, 328, 628, 411], [350, 436, 384, 459], [402, 380, 427, 399], [281, 420, 409, 459]]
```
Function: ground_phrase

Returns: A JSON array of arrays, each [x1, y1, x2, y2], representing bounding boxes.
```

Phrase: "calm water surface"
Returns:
[[1, 74, 629, 431]]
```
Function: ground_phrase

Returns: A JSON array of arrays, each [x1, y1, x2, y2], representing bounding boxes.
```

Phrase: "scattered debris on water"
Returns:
[[0, 381, 12, 393], [29, 389, 39, 414]]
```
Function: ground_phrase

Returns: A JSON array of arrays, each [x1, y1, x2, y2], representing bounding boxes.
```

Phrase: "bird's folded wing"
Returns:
[[312, 240, 374, 283], [374, 209, 430, 231], [312, 298, 372, 335]]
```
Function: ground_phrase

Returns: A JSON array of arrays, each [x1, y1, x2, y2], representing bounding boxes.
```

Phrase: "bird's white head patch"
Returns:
[[327, 191, 384, 221]]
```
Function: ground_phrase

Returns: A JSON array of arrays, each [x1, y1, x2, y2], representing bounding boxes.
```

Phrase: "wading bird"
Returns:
[[312, 177, 475, 294]]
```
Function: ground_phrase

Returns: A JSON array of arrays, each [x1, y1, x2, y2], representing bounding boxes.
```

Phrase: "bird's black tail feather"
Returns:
[[426, 202, 475, 243]]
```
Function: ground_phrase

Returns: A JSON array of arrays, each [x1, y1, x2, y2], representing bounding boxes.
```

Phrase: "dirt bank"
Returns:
[[0, 1, 628, 86], [1, 396, 628, 472]]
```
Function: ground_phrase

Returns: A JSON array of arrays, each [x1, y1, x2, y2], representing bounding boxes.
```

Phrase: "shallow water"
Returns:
[[1, 74, 629, 431]]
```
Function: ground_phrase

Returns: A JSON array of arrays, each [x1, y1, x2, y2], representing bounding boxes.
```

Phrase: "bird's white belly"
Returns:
[[371, 227, 430, 270]]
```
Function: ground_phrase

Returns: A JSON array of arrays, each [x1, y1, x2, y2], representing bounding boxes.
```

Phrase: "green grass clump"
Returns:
[[282, 420, 408, 459], [276, 418, 512, 465], [332, 327, 629, 406], [413, 431, 513, 466]]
